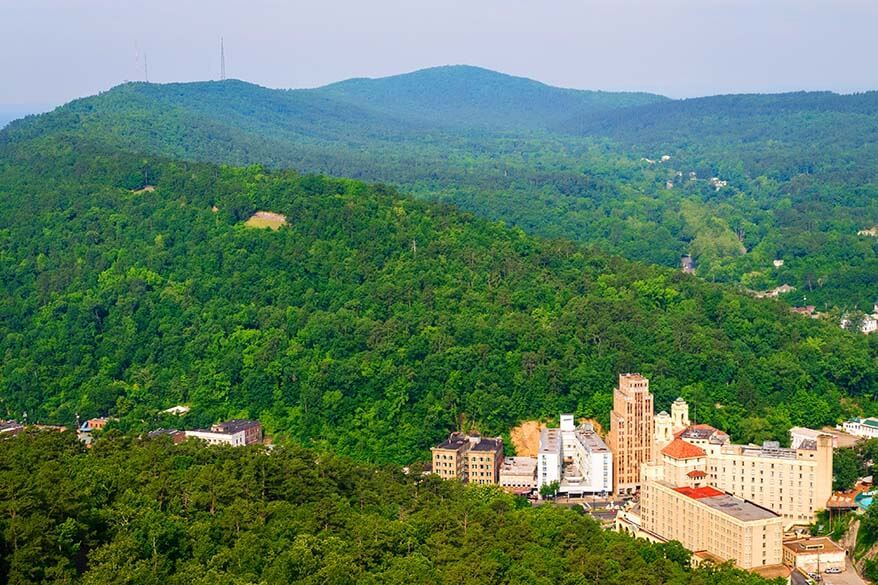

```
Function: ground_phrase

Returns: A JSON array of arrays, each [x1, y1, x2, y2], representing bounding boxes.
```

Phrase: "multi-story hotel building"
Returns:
[[674, 424, 833, 528], [608, 373, 654, 494], [640, 440, 784, 570], [431, 433, 504, 485], [640, 480, 783, 570]]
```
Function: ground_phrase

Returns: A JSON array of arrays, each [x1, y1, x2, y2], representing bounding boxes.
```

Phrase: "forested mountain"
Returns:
[[564, 90, 878, 181], [317, 65, 666, 130], [0, 431, 777, 585], [1, 135, 877, 465], [4, 67, 875, 310]]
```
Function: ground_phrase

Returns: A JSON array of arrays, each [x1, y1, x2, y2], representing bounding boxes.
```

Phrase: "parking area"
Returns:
[[791, 559, 866, 585]]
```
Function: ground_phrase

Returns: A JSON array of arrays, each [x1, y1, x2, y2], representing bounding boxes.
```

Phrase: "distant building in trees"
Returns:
[[842, 417, 878, 439], [0, 420, 24, 436], [185, 419, 263, 447]]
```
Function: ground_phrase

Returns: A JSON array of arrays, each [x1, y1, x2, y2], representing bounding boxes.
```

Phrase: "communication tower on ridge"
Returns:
[[220, 37, 226, 81]]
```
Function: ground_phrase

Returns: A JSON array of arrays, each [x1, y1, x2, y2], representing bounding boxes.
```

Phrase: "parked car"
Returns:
[[824, 567, 842, 574]]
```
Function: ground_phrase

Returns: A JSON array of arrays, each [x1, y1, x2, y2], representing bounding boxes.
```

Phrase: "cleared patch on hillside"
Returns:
[[510, 420, 545, 456], [132, 185, 155, 194], [245, 211, 287, 231]]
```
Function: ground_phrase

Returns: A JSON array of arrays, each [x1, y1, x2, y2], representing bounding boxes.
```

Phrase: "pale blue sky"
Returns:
[[2, 0, 877, 108]]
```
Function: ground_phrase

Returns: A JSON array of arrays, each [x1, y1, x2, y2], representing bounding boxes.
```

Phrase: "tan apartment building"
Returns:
[[608, 373, 654, 494], [640, 478, 783, 570], [431, 433, 504, 485], [676, 425, 833, 528]]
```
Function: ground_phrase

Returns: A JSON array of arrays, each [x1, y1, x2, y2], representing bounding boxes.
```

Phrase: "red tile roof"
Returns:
[[661, 438, 707, 460], [673, 486, 725, 499], [687, 470, 707, 478]]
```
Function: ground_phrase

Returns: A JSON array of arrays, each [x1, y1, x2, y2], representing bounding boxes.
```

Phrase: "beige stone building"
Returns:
[[431, 433, 504, 485], [674, 425, 833, 528], [608, 373, 654, 494], [640, 470, 784, 570]]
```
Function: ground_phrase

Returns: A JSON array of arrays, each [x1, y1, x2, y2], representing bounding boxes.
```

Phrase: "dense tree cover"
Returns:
[[1, 138, 877, 464], [832, 438, 878, 491], [5, 68, 877, 309], [0, 431, 779, 585]]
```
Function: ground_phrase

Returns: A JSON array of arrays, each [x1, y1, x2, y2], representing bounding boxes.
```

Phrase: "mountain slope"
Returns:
[[316, 64, 667, 130], [3, 69, 877, 311], [1, 136, 876, 465]]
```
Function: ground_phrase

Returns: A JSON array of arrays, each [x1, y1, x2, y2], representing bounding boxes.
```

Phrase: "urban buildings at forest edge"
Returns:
[[430, 372, 837, 572]]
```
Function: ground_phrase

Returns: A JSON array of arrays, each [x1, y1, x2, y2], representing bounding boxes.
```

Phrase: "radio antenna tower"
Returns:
[[220, 37, 226, 81], [144, 52, 149, 82]]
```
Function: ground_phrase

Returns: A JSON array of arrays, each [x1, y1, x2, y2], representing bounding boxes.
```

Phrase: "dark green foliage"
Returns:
[[0, 140, 876, 464], [833, 448, 861, 491], [0, 431, 782, 585]]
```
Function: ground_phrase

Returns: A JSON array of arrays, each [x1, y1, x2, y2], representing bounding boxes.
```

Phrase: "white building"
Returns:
[[185, 419, 263, 447], [537, 414, 612, 495], [842, 417, 878, 439], [499, 456, 537, 493], [790, 426, 839, 449]]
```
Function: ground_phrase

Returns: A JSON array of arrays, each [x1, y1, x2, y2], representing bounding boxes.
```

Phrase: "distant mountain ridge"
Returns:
[[315, 64, 668, 130], [3, 65, 877, 311]]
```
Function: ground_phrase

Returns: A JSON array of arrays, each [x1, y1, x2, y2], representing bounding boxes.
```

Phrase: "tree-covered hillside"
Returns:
[[4, 68, 876, 310], [0, 431, 778, 585], [1, 138, 876, 464]]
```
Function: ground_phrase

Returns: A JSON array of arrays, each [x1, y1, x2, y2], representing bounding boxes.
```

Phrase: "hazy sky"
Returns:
[[3, 0, 878, 108]]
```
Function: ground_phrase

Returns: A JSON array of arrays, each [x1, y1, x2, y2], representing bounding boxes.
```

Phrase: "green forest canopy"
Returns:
[[0, 137, 876, 464], [0, 431, 782, 585]]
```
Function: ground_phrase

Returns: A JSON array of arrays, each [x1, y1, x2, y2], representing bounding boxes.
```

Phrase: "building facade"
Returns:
[[185, 419, 263, 447], [499, 456, 537, 493], [655, 397, 690, 451], [782, 537, 845, 573], [674, 425, 833, 528], [608, 373, 654, 494], [431, 433, 504, 485], [640, 476, 784, 570], [842, 417, 878, 438], [538, 428, 562, 488]]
